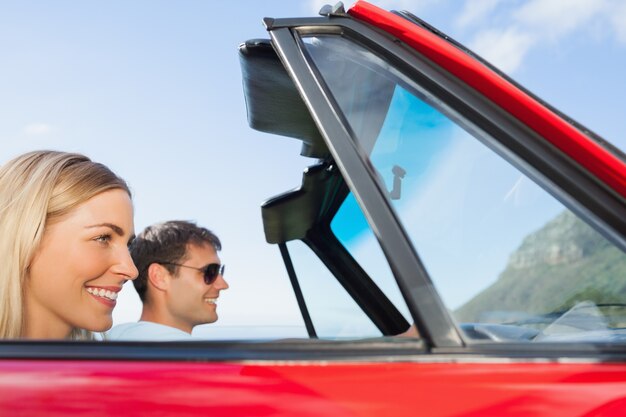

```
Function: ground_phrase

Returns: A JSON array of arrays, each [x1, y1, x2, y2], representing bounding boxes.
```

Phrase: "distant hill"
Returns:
[[455, 210, 626, 323]]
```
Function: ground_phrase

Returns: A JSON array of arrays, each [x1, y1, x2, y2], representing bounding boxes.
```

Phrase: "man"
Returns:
[[107, 220, 229, 340]]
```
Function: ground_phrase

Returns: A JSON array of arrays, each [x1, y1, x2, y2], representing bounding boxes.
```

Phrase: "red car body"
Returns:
[[2, 2, 626, 416], [3, 361, 626, 416]]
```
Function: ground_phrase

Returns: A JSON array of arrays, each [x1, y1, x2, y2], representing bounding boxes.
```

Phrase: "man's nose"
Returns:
[[215, 274, 229, 290]]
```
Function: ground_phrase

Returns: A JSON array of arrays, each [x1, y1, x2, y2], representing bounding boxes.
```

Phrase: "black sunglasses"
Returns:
[[159, 262, 225, 285]]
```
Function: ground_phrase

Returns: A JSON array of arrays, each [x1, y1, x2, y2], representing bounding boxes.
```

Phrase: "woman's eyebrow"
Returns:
[[85, 223, 125, 236]]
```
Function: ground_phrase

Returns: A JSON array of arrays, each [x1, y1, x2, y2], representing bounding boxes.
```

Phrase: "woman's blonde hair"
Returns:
[[0, 150, 130, 339]]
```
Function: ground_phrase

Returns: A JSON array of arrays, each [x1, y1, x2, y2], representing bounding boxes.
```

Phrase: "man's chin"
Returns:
[[204, 315, 218, 325]]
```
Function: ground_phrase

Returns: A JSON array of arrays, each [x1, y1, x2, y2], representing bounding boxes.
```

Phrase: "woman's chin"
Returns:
[[83, 317, 113, 333]]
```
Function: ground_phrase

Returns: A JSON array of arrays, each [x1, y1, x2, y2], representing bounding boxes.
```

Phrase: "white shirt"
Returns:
[[106, 321, 194, 341]]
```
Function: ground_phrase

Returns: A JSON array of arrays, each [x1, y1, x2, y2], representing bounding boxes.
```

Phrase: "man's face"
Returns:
[[165, 243, 228, 333]]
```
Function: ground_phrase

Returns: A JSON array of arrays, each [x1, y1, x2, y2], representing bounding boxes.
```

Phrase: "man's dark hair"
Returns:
[[130, 220, 221, 302]]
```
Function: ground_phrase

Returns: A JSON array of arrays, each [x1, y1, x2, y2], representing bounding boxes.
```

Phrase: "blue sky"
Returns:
[[1, 0, 626, 337]]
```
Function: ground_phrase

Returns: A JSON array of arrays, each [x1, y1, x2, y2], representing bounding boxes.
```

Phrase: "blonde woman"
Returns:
[[0, 150, 138, 339]]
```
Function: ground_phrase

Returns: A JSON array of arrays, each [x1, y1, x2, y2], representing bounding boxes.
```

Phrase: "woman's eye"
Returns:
[[94, 234, 112, 244]]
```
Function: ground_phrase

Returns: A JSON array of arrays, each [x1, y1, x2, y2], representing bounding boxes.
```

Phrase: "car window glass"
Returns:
[[331, 193, 412, 323], [302, 34, 626, 344], [287, 240, 382, 338]]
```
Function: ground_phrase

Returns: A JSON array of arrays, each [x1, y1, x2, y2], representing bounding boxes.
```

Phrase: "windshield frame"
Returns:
[[266, 14, 626, 350]]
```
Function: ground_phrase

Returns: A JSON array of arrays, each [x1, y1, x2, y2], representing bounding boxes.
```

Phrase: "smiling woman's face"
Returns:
[[24, 189, 138, 339]]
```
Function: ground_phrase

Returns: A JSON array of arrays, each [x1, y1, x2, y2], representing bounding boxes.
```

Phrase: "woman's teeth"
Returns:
[[204, 298, 217, 304], [86, 287, 118, 301]]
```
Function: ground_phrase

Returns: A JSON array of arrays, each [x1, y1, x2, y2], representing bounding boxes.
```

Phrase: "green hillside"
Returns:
[[455, 210, 626, 323]]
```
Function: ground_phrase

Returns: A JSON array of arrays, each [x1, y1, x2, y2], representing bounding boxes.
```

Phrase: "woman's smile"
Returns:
[[86, 286, 123, 307], [25, 189, 138, 338]]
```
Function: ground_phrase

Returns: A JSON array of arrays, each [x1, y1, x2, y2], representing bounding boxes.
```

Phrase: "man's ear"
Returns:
[[147, 263, 171, 292]]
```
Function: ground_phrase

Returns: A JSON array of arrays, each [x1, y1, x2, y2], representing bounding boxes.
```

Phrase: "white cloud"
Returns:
[[470, 27, 536, 73], [455, 0, 499, 29], [23, 123, 53, 135], [611, 2, 626, 43], [514, 0, 609, 39], [462, 0, 626, 74]]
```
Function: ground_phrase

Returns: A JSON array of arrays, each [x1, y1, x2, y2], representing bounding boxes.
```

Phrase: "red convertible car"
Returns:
[[2, 1, 626, 416]]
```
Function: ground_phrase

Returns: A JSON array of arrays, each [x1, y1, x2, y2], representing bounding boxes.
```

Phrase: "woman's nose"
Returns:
[[114, 247, 139, 280]]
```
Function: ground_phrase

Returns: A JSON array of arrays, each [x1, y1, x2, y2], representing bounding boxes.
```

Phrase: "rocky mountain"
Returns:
[[455, 210, 626, 323]]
